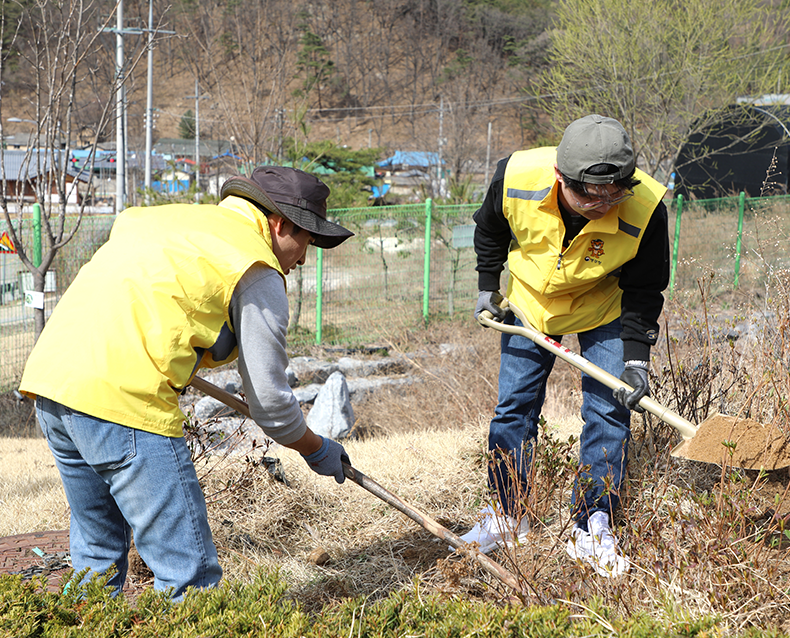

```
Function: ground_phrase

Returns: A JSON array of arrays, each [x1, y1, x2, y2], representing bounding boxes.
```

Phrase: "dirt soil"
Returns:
[[674, 414, 790, 471]]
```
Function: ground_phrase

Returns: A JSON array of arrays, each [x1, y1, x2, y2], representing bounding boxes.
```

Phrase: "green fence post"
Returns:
[[423, 198, 432, 323], [734, 191, 745, 289], [33, 202, 42, 268], [669, 194, 683, 299], [315, 247, 323, 345]]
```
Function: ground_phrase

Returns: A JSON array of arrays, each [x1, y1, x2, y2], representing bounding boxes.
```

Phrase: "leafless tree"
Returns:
[[169, 0, 544, 191], [172, 0, 303, 166], [537, 0, 790, 181], [0, 0, 148, 337]]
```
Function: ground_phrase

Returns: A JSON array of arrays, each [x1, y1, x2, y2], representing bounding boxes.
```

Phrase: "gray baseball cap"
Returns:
[[556, 114, 635, 184]]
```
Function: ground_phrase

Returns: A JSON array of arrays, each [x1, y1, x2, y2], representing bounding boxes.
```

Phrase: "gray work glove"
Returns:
[[301, 436, 350, 484], [474, 290, 507, 323], [613, 361, 650, 413]]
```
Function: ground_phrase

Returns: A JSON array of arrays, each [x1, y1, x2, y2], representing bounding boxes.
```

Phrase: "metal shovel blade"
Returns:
[[479, 299, 790, 471], [670, 414, 790, 471]]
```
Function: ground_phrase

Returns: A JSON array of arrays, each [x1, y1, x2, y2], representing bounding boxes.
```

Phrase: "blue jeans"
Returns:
[[487, 314, 631, 526], [36, 397, 222, 599]]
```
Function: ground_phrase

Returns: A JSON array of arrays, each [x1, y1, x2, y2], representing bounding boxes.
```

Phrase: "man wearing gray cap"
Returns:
[[457, 115, 669, 577], [20, 166, 354, 598]]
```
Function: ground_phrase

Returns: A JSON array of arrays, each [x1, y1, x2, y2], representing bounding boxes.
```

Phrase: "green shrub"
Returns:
[[0, 569, 785, 638]]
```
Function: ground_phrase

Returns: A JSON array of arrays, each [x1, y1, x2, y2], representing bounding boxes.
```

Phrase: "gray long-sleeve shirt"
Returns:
[[228, 263, 307, 445]]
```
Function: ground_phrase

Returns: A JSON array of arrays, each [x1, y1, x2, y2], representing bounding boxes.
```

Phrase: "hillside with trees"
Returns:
[[1, 0, 787, 201], [0, 0, 553, 192]]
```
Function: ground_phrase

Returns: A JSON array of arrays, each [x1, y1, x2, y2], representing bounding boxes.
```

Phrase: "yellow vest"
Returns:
[[503, 147, 666, 335], [20, 196, 284, 437]]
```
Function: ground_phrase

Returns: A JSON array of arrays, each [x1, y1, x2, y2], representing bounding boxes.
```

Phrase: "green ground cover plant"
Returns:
[[1, 567, 783, 638]]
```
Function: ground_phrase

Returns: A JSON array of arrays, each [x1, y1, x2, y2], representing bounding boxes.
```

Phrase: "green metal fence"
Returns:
[[666, 193, 790, 303], [1, 192, 788, 390], [283, 199, 480, 347]]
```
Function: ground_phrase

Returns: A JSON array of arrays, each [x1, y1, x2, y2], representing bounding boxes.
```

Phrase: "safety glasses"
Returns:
[[572, 186, 634, 210]]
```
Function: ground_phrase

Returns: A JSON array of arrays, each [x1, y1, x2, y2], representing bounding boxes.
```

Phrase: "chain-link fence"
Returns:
[[667, 193, 790, 305], [284, 201, 480, 348], [0, 213, 114, 390], [1, 193, 788, 390]]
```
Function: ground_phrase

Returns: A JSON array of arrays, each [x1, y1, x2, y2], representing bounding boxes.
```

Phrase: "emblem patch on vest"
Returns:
[[586, 239, 605, 260]]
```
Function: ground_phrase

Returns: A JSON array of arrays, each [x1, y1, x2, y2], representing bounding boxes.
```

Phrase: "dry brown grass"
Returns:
[[0, 436, 68, 536], [200, 420, 489, 610], [340, 317, 583, 438], [5, 298, 790, 633]]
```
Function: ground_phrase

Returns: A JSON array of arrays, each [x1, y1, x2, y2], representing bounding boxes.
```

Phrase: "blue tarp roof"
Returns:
[[377, 151, 443, 169], [257, 157, 375, 177], [210, 149, 243, 161]]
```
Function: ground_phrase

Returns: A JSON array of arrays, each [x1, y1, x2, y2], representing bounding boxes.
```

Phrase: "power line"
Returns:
[[148, 92, 546, 128]]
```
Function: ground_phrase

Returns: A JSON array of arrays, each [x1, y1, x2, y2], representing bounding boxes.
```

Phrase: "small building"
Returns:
[[377, 151, 445, 198], [152, 164, 192, 194], [153, 138, 234, 163], [1, 149, 87, 204]]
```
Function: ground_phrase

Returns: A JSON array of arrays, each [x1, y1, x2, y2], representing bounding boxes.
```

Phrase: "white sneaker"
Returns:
[[565, 511, 630, 578], [452, 505, 530, 554]]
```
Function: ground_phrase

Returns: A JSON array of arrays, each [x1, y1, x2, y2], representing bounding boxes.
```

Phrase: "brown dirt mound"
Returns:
[[672, 414, 790, 470]]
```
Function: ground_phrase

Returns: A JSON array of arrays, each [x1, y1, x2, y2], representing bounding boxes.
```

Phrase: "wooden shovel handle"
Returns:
[[478, 300, 698, 439], [189, 375, 526, 599], [191, 376, 250, 416]]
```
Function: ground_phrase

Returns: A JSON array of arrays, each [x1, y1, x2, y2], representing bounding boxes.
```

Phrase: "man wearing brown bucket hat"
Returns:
[[20, 166, 354, 599], [458, 115, 669, 577]]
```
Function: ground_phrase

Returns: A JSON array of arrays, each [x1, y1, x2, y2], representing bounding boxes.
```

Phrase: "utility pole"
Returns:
[[105, 2, 175, 212], [437, 96, 444, 197], [195, 78, 200, 191], [276, 108, 284, 162], [187, 80, 207, 195], [144, 0, 154, 204], [143, 4, 174, 204], [115, 0, 125, 215], [484, 121, 492, 187]]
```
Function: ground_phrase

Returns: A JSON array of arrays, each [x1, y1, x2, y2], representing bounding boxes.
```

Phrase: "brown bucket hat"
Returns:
[[220, 166, 354, 249]]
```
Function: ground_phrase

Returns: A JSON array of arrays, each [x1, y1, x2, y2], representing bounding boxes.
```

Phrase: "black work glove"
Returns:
[[301, 436, 351, 484], [474, 290, 507, 323], [613, 361, 650, 413]]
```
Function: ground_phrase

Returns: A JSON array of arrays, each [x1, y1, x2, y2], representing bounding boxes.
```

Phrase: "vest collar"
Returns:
[[219, 195, 276, 246], [218, 195, 285, 276]]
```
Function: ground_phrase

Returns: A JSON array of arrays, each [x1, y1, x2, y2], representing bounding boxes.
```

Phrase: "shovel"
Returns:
[[478, 299, 790, 471], [189, 375, 527, 599]]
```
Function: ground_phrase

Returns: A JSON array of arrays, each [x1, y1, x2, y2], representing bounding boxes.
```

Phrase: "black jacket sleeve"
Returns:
[[619, 200, 670, 362], [473, 156, 512, 292]]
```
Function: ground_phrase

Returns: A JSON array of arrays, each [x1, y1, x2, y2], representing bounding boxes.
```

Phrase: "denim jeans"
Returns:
[[36, 396, 222, 599], [487, 314, 631, 526]]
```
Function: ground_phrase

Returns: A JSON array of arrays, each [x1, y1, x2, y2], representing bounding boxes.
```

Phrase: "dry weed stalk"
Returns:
[[173, 302, 790, 632], [349, 319, 502, 436]]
